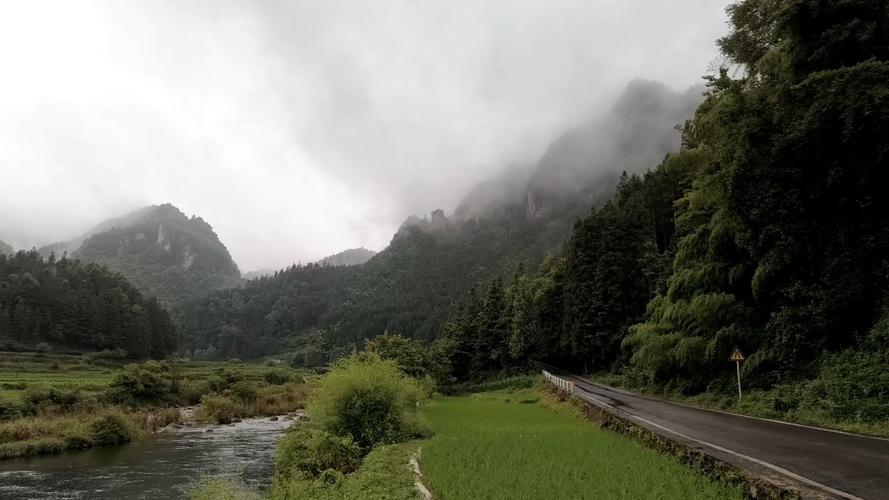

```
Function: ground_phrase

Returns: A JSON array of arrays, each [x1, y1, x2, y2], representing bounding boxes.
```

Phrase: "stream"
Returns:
[[0, 417, 293, 499]]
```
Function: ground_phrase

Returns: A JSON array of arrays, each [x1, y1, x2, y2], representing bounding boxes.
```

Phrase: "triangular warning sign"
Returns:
[[729, 348, 745, 362]]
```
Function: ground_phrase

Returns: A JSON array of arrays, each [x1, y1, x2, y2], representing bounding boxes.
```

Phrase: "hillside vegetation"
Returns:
[[39, 204, 241, 307], [0, 250, 177, 357], [434, 0, 889, 428], [176, 81, 701, 360]]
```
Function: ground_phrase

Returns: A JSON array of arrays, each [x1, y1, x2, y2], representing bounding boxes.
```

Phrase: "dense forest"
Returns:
[[175, 81, 701, 360], [438, 0, 889, 410], [0, 250, 177, 357]]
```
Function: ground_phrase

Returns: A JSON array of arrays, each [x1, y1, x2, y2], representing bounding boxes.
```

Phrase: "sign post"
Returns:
[[729, 348, 745, 401]]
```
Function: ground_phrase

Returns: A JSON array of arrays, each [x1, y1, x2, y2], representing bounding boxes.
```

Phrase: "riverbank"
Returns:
[[0, 352, 311, 460], [0, 414, 294, 499]]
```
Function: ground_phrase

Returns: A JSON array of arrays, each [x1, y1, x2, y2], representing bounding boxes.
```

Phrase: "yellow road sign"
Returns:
[[729, 348, 745, 362]]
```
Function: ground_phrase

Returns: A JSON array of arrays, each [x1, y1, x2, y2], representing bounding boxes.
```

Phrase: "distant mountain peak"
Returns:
[[38, 203, 241, 305]]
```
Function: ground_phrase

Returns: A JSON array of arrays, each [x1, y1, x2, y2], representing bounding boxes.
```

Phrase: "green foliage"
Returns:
[[421, 392, 743, 499], [0, 396, 23, 420], [0, 250, 178, 358], [186, 478, 262, 500], [625, 0, 889, 390], [196, 394, 244, 424], [66, 204, 242, 307], [89, 413, 134, 446], [106, 363, 171, 405], [263, 369, 292, 385], [23, 387, 83, 413], [271, 441, 420, 500], [364, 333, 433, 379], [229, 381, 258, 404], [275, 427, 361, 477], [308, 353, 428, 448]]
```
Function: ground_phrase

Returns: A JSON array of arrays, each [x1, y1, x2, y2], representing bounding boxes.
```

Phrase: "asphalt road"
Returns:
[[558, 374, 889, 499]]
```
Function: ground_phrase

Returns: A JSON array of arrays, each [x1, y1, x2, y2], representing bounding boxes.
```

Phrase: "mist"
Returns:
[[0, 0, 732, 271]]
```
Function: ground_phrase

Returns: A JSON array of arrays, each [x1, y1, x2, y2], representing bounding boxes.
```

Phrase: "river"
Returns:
[[0, 417, 293, 499]]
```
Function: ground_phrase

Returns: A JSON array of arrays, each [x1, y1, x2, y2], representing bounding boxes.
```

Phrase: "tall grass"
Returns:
[[421, 389, 744, 499]]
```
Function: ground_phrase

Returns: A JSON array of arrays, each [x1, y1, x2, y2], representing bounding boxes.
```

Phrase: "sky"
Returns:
[[0, 0, 733, 271]]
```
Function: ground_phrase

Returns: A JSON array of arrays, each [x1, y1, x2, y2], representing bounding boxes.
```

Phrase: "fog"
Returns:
[[0, 0, 732, 271]]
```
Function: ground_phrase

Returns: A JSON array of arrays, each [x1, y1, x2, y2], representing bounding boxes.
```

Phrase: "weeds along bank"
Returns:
[[270, 353, 428, 499], [0, 352, 310, 459], [188, 353, 429, 500]]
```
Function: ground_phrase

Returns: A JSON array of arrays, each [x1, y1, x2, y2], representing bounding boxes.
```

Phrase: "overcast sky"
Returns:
[[0, 0, 732, 271]]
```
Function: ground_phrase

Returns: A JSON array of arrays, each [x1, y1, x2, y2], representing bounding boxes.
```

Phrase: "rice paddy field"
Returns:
[[421, 390, 745, 500]]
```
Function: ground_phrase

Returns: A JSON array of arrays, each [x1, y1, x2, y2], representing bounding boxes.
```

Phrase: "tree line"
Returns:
[[437, 0, 889, 397], [0, 250, 177, 358]]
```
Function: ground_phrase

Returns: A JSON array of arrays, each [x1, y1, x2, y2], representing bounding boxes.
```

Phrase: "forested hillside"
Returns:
[[317, 247, 377, 267], [41, 204, 241, 306], [0, 241, 12, 255], [0, 250, 177, 357], [176, 81, 702, 360], [437, 0, 889, 423]]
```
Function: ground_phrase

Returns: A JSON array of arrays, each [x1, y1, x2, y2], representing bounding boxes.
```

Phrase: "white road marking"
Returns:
[[574, 375, 889, 443], [571, 383, 865, 500]]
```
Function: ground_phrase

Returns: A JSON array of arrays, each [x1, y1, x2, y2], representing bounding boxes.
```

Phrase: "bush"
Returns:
[[276, 427, 361, 477], [196, 395, 244, 424], [106, 363, 171, 405], [229, 381, 258, 404], [264, 370, 292, 386], [35, 342, 52, 353], [23, 387, 82, 413], [207, 369, 244, 393], [308, 353, 428, 448], [90, 413, 135, 446], [180, 380, 212, 406], [0, 397, 23, 420]]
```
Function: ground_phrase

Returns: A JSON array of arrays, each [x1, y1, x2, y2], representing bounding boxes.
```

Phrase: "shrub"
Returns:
[[229, 381, 259, 404], [196, 395, 244, 424], [276, 427, 361, 477], [0, 397, 23, 420], [90, 413, 135, 446], [264, 370, 292, 386], [35, 342, 52, 353], [308, 353, 428, 448], [106, 363, 171, 405], [207, 369, 243, 393], [180, 380, 212, 406], [23, 387, 82, 413]]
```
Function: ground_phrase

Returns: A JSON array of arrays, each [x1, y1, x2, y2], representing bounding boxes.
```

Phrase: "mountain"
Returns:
[[0, 240, 12, 255], [176, 80, 703, 360], [40, 204, 241, 306], [318, 248, 377, 267]]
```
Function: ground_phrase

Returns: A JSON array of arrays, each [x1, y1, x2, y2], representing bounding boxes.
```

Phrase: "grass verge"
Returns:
[[268, 440, 421, 499], [421, 387, 745, 500], [593, 373, 889, 438]]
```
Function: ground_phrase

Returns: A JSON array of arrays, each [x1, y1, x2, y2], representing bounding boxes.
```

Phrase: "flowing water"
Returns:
[[0, 417, 293, 499]]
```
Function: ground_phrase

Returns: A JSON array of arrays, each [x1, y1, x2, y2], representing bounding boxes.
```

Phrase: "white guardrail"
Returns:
[[542, 370, 575, 394]]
